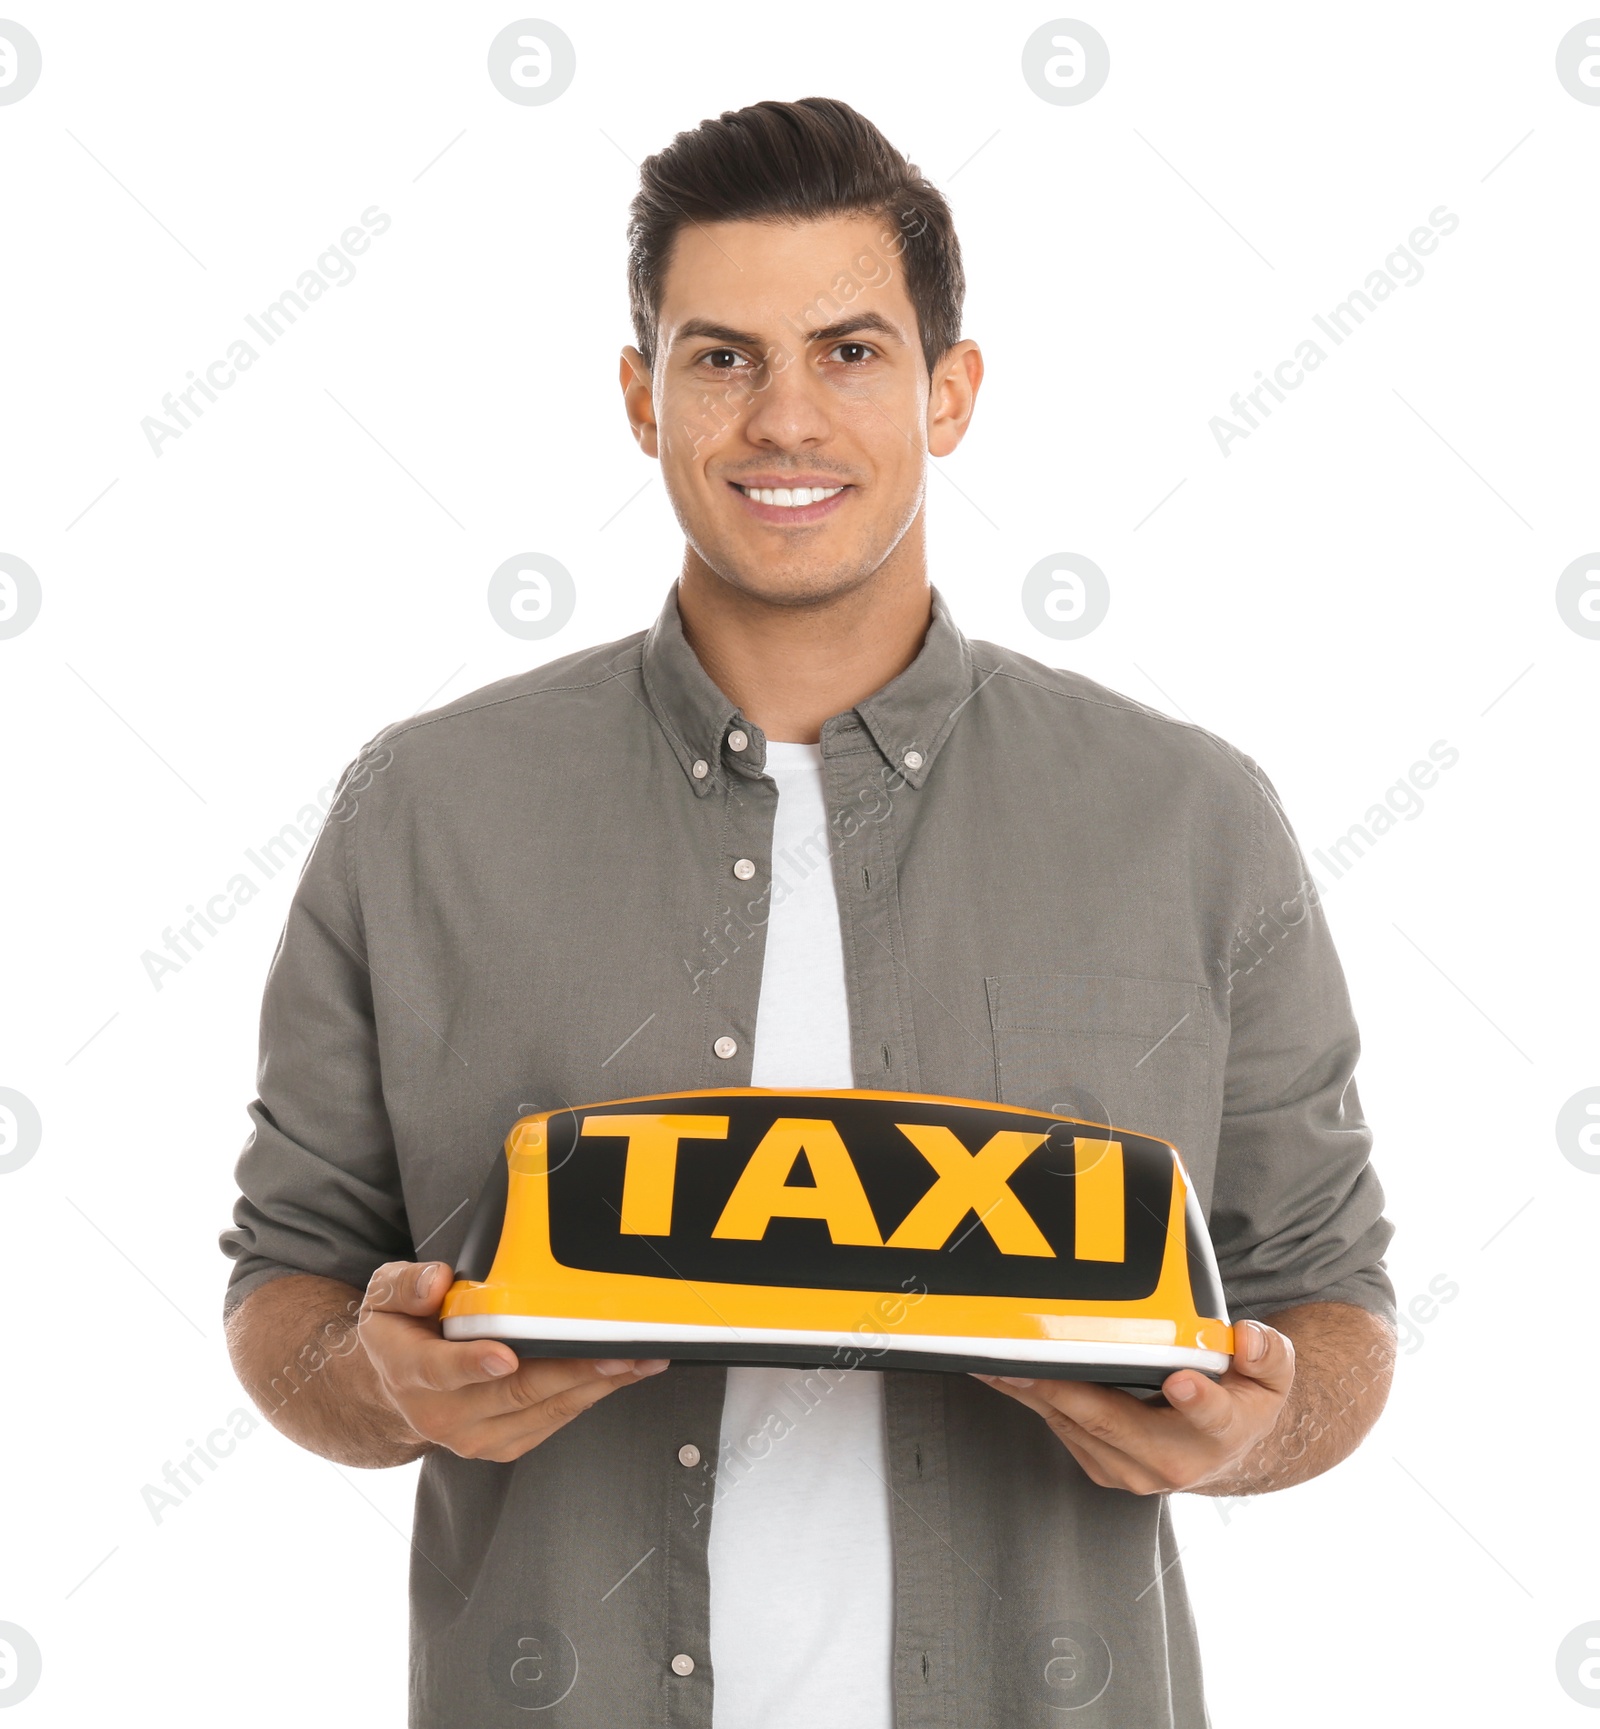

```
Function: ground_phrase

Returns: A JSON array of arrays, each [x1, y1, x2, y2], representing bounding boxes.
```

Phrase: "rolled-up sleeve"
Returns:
[[1208, 756, 1396, 1328], [219, 743, 413, 1319]]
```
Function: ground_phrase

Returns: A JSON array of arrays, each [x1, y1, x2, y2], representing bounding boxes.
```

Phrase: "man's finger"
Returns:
[[385, 1334, 667, 1411], [1011, 1377, 1159, 1450], [362, 1259, 453, 1318], [973, 1376, 1163, 1492], [461, 1360, 671, 1459], [1218, 1319, 1295, 1395], [1179, 1319, 1295, 1416], [370, 1322, 524, 1395], [484, 1354, 658, 1413], [1155, 1368, 1242, 1442], [358, 1261, 524, 1391], [970, 1374, 1144, 1454], [1052, 1428, 1164, 1495]]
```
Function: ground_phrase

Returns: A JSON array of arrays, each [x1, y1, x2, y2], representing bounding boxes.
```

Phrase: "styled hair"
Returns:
[[626, 97, 964, 376]]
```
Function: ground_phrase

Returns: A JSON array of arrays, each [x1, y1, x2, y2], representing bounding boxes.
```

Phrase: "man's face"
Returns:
[[621, 212, 978, 606]]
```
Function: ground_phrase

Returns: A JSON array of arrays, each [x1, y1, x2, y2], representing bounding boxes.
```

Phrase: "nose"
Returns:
[[738, 350, 833, 451]]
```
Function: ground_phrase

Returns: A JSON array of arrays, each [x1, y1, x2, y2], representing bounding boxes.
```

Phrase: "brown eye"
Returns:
[[832, 342, 873, 364]]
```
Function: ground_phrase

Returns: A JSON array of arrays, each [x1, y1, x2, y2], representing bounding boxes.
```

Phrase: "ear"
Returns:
[[619, 345, 659, 459], [926, 339, 983, 459]]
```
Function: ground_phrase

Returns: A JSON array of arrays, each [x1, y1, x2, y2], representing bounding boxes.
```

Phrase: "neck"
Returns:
[[675, 532, 933, 746]]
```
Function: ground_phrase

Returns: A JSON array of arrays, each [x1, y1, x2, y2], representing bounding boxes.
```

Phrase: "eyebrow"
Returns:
[[673, 311, 906, 352], [810, 313, 905, 346]]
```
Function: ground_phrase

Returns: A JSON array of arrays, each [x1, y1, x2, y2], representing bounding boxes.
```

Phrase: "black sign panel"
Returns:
[[542, 1093, 1177, 1303]]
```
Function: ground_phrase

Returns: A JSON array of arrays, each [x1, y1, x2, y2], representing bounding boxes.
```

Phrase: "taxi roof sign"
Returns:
[[441, 1088, 1233, 1384]]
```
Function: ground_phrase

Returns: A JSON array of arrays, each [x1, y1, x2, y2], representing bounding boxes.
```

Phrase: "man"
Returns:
[[223, 97, 1396, 1728]]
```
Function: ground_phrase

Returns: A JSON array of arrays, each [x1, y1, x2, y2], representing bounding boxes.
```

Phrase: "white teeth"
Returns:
[[741, 485, 844, 507]]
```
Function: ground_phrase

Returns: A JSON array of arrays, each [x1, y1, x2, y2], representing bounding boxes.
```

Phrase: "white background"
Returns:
[[2, 2, 1598, 1723]]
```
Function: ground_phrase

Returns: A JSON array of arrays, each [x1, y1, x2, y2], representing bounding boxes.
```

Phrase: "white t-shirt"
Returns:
[[706, 740, 895, 1728]]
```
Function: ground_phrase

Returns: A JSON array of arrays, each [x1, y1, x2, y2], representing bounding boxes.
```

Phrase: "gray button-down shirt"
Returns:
[[221, 584, 1394, 1728]]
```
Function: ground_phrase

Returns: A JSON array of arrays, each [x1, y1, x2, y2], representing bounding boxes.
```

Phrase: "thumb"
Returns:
[[1224, 1318, 1296, 1397], [364, 1259, 454, 1319]]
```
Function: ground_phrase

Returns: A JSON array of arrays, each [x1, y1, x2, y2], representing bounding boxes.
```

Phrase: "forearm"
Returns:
[[1189, 1301, 1395, 1497], [224, 1272, 433, 1469]]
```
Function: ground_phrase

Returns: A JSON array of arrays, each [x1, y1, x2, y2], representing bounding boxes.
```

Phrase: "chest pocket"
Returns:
[[985, 974, 1219, 1206]]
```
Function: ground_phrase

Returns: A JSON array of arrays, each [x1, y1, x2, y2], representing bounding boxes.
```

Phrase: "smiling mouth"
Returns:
[[732, 482, 848, 508]]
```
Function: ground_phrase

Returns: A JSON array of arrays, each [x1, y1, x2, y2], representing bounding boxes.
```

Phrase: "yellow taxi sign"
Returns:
[[441, 1088, 1233, 1384]]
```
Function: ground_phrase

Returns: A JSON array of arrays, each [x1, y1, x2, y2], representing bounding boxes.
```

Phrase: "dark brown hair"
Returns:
[[626, 97, 964, 376]]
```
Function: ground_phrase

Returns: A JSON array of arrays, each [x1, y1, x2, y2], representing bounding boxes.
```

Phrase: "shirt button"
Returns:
[[713, 1036, 738, 1060], [727, 729, 749, 752], [678, 1443, 701, 1467], [691, 759, 709, 780], [732, 858, 756, 880], [671, 1654, 696, 1677], [903, 749, 924, 770]]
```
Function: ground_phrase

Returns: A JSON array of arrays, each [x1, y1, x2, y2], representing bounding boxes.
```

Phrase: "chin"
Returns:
[[712, 558, 879, 608], [688, 533, 881, 608]]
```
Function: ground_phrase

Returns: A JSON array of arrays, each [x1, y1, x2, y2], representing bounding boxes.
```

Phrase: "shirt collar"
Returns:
[[639, 582, 977, 796]]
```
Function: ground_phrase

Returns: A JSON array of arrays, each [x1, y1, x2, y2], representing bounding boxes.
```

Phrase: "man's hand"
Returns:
[[974, 1303, 1395, 1497], [358, 1261, 669, 1464], [974, 1317, 1294, 1494]]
